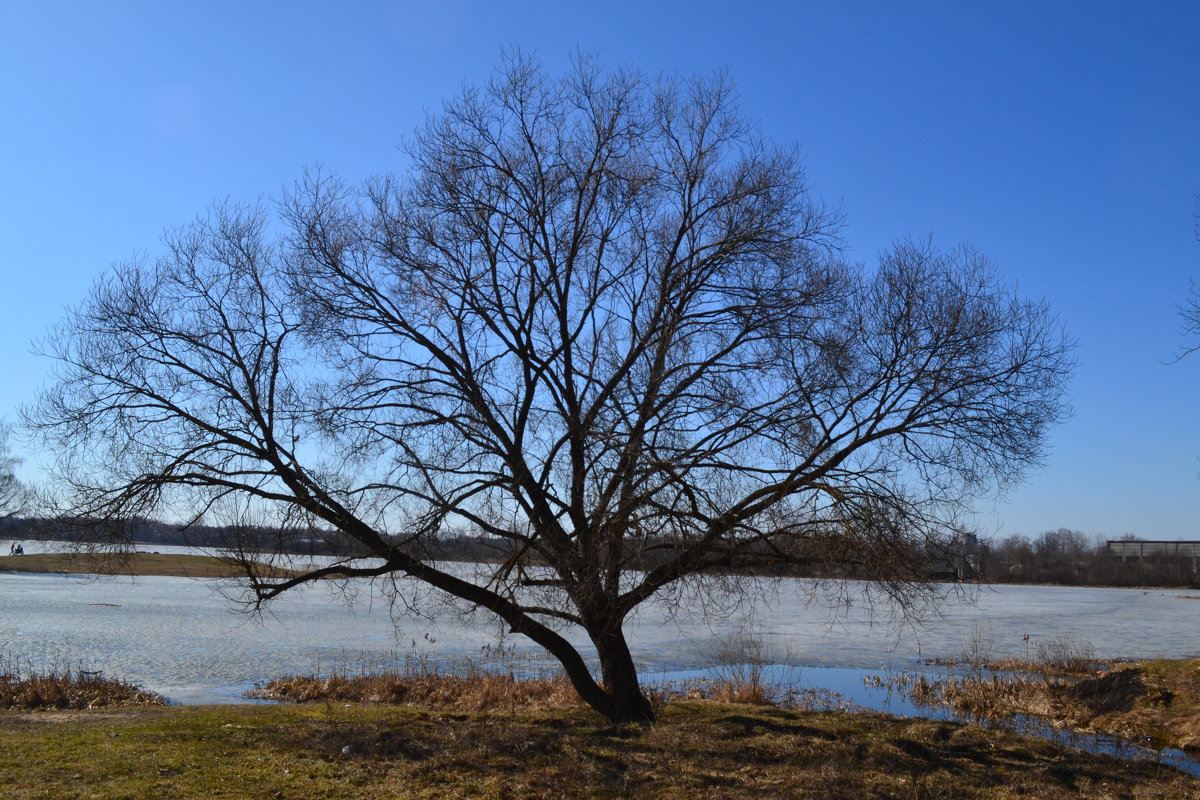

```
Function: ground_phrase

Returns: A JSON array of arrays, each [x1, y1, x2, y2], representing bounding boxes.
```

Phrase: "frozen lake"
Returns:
[[2, 544, 1196, 705]]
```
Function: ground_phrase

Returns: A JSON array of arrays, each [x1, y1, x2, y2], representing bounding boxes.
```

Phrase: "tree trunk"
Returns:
[[591, 624, 655, 724]]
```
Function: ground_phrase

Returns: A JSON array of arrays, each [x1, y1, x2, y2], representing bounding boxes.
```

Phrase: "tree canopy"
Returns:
[[29, 56, 1073, 722]]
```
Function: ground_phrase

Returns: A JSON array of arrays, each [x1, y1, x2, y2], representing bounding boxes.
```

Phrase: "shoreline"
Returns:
[[2, 548, 1197, 591]]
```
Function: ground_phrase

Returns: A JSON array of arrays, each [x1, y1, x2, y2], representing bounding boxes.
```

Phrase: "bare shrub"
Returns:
[[956, 621, 996, 668], [1035, 636, 1097, 674], [709, 628, 769, 688], [700, 626, 793, 706]]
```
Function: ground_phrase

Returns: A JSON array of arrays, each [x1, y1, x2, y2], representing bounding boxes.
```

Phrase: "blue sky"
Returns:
[[2, 1, 1198, 540]]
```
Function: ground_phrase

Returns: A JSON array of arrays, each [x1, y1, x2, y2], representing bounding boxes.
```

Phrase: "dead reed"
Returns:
[[245, 669, 585, 711], [247, 665, 796, 715], [931, 632, 1103, 677], [924, 673, 1067, 720], [0, 660, 167, 710], [649, 676, 779, 707]]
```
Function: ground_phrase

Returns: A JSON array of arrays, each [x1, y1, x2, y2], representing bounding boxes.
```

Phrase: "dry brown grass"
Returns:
[[1094, 659, 1200, 754], [893, 659, 1200, 757], [0, 663, 167, 710], [245, 670, 586, 711], [651, 676, 779, 707], [927, 674, 1075, 720], [2, 701, 1195, 799], [249, 665, 798, 717], [934, 633, 1102, 678]]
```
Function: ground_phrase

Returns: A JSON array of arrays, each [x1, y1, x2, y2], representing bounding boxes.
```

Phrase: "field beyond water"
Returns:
[[2, 701, 1198, 799], [0, 551, 294, 579]]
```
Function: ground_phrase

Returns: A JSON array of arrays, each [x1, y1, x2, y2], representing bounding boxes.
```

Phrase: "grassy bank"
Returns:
[[2, 701, 1197, 799], [909, 658, 1200, 757], [0, 551, 294, 579]]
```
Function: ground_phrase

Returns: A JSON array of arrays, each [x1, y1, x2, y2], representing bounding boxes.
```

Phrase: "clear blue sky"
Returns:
[[2, 1, 1198, 540]]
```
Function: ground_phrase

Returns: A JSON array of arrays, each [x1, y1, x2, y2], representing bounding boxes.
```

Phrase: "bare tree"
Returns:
[[28, 56, 1072, 723], [1180, 202, 1200, 358], [0, 424, 28, 521]]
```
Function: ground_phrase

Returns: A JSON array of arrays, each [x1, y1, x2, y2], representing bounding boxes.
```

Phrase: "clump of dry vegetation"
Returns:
[[0, 659, 166, 710], [934, 628, 1102, 678], [651, 676, 780, 708], [251, 665, 852, 721], [248, 647, 802, 716], [916, 673, 1091, 722], [1033, 636, 1101, 674], [884, 658, 1200, 757], [245, 669, 585, 712]]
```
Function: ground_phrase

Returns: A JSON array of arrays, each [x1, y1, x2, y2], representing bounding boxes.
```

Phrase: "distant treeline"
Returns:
[[974, 528, 1198, 588], [0, 515, 497, 560], [0, 517, 1194, 588]]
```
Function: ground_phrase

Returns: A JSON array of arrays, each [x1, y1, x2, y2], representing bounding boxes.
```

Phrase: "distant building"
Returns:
[[954, 531, 981, 581], [928, 531, 981, 581], [1107, 540, 1200, 572]]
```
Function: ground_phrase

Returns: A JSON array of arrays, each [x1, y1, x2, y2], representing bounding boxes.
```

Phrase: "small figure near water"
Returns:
[[7, 542, 23, 555]]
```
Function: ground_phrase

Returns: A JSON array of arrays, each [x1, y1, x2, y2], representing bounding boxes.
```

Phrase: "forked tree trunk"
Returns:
[[588, 624, 655, 724], [342, 546, 656, 725]]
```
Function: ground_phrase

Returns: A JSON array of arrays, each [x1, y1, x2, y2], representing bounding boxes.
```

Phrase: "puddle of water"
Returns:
[[650, 663, 1200, 778], [157, 681, 276, 706], [1001, 714, 1200, 779]]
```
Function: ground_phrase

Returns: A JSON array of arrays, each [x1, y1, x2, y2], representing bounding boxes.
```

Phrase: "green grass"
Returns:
[[0, 701, 1195, 799]]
